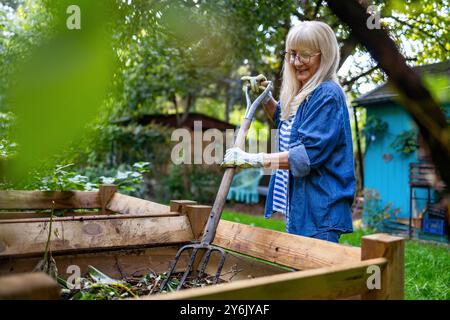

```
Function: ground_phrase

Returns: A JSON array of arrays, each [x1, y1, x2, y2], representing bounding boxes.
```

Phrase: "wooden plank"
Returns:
[[147, 258, 388, 300], [0, 246, 288, 283], [0, 211, 106, 221], [107, 193, 171, 216], [0, 272, 60, 300], [361, 233, 404, 300], [0, 191, 100, 210], [0, 212, 181, 224], [0, 215, 194, 258], [213, 220, 361, 270]]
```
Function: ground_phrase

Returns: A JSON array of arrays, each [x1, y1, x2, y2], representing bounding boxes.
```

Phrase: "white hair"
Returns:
[[279, 21, 340, 120]]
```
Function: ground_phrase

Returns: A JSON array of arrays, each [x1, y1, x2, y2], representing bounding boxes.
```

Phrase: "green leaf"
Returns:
[[87, 265, 121, 285]]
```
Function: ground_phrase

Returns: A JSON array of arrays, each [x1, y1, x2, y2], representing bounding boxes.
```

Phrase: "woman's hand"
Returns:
[[241, 74, 270, 95], [241, 74, 277, 123], [221, 147, 264, 168]]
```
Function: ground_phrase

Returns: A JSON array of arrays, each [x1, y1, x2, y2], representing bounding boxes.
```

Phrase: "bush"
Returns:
[[154, 164, 222, 204], [362, 189, 400, 230], [72, 122, 173, 170], [23, 162, 150, 197], [0, 111, 16, 160]]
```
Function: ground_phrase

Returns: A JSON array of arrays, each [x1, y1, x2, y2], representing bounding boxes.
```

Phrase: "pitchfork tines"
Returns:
[[158, 242, 226, 292]]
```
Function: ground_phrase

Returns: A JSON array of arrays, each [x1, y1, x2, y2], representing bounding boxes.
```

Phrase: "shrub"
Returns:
[[154, 164, 222, 204], [362, 189, 400, 230], [24, 162, 150, 197]]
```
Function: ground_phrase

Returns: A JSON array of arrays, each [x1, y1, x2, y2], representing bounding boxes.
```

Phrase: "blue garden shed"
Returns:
[[353, 61, 449, 232]]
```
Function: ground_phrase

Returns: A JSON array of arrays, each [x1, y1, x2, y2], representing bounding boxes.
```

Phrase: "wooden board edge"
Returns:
[[143, 257, 388, 300], [213, 220, 362, 270]]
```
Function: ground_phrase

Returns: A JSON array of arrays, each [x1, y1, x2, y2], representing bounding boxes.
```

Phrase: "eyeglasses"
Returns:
[[282, 51, 321, 65]]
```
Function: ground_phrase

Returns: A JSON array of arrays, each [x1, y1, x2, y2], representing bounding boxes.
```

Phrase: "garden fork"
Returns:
[[159, 78, 273, 292]]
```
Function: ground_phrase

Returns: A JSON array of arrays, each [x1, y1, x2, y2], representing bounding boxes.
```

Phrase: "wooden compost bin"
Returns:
[[0, 185, 404, 300]]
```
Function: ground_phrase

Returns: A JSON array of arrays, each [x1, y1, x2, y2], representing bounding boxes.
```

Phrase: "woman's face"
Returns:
[[288, 50, 321, 85]]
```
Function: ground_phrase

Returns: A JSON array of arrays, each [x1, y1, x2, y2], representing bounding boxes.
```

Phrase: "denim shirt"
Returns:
[[264, 80, 355, 237]]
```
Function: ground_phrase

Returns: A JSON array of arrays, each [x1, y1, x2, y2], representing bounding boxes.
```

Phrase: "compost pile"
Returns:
[[35, 204, 236, 300], [59, 266, 225, 300]]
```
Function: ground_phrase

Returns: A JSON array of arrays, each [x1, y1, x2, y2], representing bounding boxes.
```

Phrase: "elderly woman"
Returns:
[[223, 21, 356, 243]]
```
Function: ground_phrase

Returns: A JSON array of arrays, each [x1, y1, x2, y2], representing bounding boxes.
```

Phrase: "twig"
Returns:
[[114, 256, 125, 279], [43, 201, 55, 262]]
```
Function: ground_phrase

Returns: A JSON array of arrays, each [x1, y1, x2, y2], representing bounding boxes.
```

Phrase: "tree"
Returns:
[[1, 0, 448, 186], [4, 1, 447, 120], [110, 0, 449, 122], [325, 0, 450, 189]]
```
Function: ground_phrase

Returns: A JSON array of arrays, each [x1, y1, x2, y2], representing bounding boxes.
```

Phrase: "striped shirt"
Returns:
[[272, 116, 295, 217]]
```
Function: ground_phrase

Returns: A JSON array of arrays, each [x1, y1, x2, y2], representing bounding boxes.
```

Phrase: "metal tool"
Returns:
[[159, 79, 273, 292]]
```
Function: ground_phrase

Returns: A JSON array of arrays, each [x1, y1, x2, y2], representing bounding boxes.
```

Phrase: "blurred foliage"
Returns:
[[155, 164, 223, 204], [351, 107, 366, 152], [362, 189, 401, 230], [7, 161, 150, 196], [71, 122, 173, 170], [422, 74, 450, 105], [343, 0, 449, 99], [0, 111, 16, 159], [0, 0, 448, 200], [361, 115, 388, 147], [3, 0, 447, 117], [382, 0, 449, 62], [390, 129, 419, 155], [155, 165, 222, 205], [1, 0, 118, 183], [71, 122, 173, 199]]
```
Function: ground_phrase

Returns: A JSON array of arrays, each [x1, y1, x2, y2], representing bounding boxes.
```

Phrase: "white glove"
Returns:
[[221, 147, 265, 168]]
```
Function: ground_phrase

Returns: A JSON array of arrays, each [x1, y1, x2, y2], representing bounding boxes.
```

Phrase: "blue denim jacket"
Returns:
[[264, 80, 355, 237]]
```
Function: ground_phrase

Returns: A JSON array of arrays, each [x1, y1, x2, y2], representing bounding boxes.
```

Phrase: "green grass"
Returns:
[[221, 211, 450, 300], [221, 211, 286, 232], [404, 241, 450, 299]]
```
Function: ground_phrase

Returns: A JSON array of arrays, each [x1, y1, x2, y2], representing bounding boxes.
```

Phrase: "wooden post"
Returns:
[[361, 233, 404, 299], [169, 202, 212, 274], [0, 273, 60, 300], [184, 205, 212, 274], [185, 205, 212, 240], [99, 184, 118, 215], [169, 200, 197, 214]]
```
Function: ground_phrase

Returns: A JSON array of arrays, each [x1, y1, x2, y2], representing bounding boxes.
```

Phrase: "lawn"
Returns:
[[221, 211, 450, 300]]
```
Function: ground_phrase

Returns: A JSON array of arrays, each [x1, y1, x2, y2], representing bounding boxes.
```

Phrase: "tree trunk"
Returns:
[[177, 93, 195, 126], [338, 35, 358, 69], [171, 93, 181, 125]]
